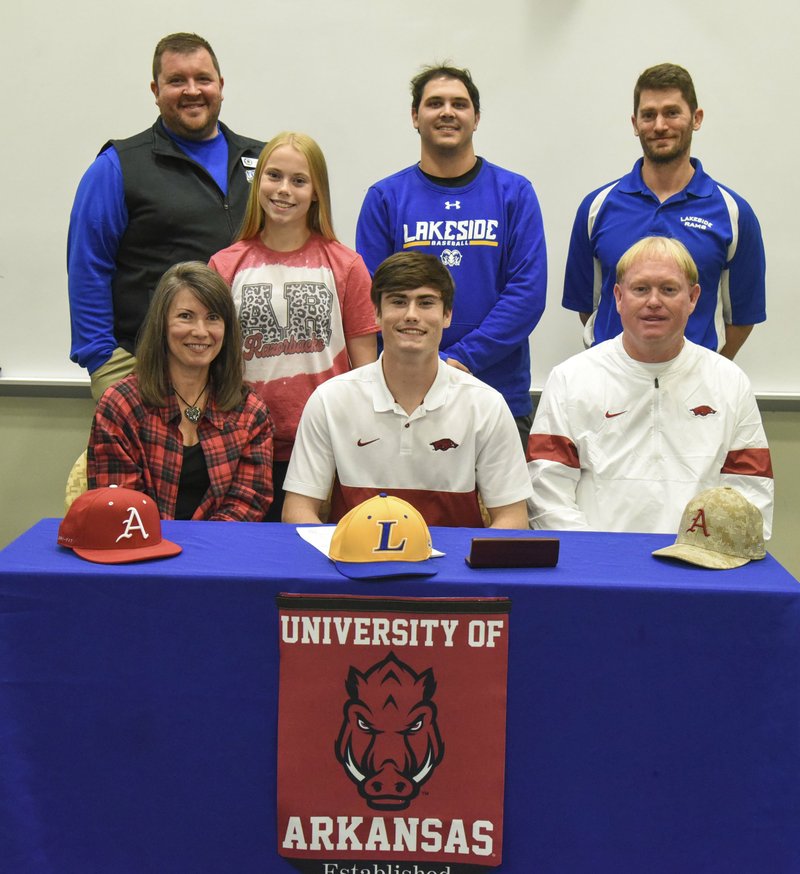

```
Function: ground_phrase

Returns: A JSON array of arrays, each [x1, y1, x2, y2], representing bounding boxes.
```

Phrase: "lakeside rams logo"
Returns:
[[440, 249, 462, 268], [335, 652, 444, 810]]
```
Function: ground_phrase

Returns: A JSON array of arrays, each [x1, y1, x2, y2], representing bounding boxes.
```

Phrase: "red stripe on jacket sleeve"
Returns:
[[721, 447, 773, 479], [527, 433, 580, 469]]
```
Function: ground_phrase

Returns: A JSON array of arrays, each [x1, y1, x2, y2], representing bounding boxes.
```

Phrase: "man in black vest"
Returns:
[[67, 32, 263, 399]]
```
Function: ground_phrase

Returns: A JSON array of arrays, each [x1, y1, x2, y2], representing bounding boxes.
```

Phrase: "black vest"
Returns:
[[108, 120, 263, 353]]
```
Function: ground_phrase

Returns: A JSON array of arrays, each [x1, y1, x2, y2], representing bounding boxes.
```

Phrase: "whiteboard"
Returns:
[[1, 0, 795, 395]]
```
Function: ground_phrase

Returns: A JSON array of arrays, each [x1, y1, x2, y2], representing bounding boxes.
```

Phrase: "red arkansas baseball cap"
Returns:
[[58, 485, 182, 564]]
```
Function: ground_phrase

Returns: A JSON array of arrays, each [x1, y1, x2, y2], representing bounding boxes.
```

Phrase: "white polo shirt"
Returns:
[[284, 357, 532, 526]]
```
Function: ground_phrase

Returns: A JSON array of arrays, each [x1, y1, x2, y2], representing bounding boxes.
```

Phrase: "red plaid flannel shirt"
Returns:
[[88, 375, 273, 521]]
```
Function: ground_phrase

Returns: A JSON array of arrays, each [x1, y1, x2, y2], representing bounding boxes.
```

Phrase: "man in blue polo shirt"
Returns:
[[562, 63, 765, 359]]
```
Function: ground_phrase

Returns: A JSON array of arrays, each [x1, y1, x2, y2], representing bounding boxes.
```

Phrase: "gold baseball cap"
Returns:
[[329, 493, 436, 580]]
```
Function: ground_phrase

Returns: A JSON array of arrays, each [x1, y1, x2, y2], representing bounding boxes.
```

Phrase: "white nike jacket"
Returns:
[[527, 336, 773, 535]]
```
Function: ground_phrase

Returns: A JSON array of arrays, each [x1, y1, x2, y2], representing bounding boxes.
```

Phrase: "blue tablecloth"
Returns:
[[1, 519, 799, 873]]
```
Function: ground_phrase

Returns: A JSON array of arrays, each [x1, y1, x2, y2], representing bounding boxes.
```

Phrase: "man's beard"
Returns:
[[641, 133, 692, 165]]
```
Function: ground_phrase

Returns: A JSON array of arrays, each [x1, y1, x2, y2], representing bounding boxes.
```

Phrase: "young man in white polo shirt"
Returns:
[[282, 251, 531, 527]]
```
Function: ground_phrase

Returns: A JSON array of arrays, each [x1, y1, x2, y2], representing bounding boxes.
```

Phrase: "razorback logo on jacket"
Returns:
[[690, 405, 717, 417]]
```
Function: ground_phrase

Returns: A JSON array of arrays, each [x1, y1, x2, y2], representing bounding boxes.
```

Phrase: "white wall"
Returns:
[[1, 0, 798, 395]]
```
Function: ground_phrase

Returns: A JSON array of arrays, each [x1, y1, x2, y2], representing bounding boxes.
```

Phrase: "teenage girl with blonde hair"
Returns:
[[210, 132, 377, 520]]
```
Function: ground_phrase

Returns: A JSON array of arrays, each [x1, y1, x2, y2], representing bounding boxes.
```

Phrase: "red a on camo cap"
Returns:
[[652, 486, 766, 570], [58, 485, 182, 564]]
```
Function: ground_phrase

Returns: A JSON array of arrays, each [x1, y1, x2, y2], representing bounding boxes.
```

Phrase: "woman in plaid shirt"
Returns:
[[88, 262, 274, 520]]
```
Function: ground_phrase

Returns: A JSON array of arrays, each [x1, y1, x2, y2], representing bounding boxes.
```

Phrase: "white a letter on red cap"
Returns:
[[116, 506, 151, 542]]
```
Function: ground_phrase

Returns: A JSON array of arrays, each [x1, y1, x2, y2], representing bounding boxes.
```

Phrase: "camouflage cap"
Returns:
[[652, 486, 766, 570]]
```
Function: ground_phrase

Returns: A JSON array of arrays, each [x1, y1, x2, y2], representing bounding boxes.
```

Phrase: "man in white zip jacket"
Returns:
[[527, 236, 773, 535]]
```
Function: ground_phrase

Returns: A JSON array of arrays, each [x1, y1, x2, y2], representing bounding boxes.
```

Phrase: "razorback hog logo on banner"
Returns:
[[335, 652, 444, 810], [276, 594, 511, 867]]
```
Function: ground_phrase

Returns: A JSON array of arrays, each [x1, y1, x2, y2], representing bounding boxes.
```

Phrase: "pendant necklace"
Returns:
[[173, 381, 209, 424]]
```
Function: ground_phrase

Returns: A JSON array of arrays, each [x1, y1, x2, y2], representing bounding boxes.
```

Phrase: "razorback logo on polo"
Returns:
[[690, 405, 717, 417], [430, 438, 459, 452], [276, 594, 510, 869]]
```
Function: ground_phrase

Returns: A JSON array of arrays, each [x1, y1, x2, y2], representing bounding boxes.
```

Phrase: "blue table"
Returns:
[[1, 519, 799, 873]]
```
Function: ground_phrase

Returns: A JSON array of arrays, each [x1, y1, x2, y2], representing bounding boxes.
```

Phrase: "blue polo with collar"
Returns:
[[563, 158, 766, 350]]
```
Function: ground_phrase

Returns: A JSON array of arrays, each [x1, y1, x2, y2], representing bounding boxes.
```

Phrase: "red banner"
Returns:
[[276, 594, 511, 869]]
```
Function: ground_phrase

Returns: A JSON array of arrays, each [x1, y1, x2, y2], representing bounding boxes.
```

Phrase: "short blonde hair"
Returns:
[[616, 236, 699, 285], [237, 132, 336, 242]]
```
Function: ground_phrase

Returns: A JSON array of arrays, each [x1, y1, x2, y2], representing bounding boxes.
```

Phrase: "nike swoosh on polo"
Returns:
[[357, 438, 381, 447], [604, 410, 628, 419]]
